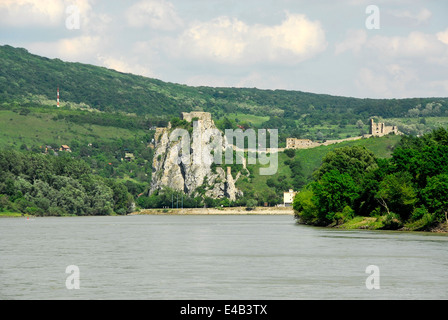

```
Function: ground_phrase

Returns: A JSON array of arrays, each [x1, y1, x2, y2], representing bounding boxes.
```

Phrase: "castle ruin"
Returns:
[[286, 138, 319, 149], [369, 118, 399, 136], [181, 111, 214, 127]]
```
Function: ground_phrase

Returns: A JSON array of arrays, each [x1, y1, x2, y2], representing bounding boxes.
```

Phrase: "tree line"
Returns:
[[293, 128, 448, 231], [0, 149, 134, 216]]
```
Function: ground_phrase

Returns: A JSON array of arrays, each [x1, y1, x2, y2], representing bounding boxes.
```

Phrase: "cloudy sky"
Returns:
[[1, 0, 447, 99]]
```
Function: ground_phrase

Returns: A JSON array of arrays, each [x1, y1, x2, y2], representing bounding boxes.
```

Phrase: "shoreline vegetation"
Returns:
[[324, 216, 448, 233], [2, 208, 446, 233]]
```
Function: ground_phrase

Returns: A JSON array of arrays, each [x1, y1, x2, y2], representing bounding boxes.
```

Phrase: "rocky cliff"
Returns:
[[149, 112, 243, 201]]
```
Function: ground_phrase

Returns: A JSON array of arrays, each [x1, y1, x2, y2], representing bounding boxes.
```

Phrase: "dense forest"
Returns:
[[293, 128, 448, 231], [0, 149, 134, 216]]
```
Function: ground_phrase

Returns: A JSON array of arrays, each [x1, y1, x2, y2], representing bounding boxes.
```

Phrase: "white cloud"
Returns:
[[367, 31, 447, 62], [437, 28, 448, 45], [389, 8, 432, 24], [179, 16, 248, 63], [356, 64, 419, 98], [126, 0, 183, 30], [173, 13, 327, 65], [335, 29, 367, 55], [429, 80, 448, 93], [350, 29, 448, 98], [356, 67, 390, 97], [0, 0, 94, 27], [97, 55, 154, 77], [259, 13, 327, 61], [0, 0, 65, 27], [386, 63, 418, 90], [28, 35, 103, 62]]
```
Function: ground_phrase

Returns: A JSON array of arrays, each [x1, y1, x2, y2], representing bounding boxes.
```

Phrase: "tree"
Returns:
[[292, 188, 317, 224], [422, 174, 448, 222], [107, 180, 133, 214], [353, 158, 391, 216], [284, 149, 295, 158], [375, 172, 417, 221], [246, 199, 257, 210], [288, 157, 306, 190], [311, 169, 359, 224], [392, 145, 448, 189], [314, 146, 378, 183]]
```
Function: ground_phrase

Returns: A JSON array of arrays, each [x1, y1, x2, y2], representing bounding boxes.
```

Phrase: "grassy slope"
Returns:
[[296, 134, 400, 179], [236, 134, 402, 197], [0, 109, 147, 149], [225, 113, 270, 127]]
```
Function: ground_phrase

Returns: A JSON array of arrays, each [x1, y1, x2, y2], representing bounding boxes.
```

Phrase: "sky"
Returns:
[[1, 0, 447, 99]]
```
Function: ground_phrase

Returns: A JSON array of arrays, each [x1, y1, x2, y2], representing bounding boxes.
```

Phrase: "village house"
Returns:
[[124, 153, 135, 161], [283, 189, 298, 207], [59, 145, 71, 152]]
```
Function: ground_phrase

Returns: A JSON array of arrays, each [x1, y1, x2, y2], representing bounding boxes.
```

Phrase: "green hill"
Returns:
[[235, 134, 402, 205], [2, 44, 447, 123]]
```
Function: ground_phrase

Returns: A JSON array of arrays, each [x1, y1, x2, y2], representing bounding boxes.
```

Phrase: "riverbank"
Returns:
[[316, 216, 448, 233], [131, 206, 294, 215], [0, 212, 23, 217]]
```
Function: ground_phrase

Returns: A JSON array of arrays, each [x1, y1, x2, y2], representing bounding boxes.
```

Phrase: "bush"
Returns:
[[245, 199, 257, 211], [115, 208, 127, 215], [284, 149, 295, 158], [382, 212, 403, 230], [405, 213, 435, 231], [0, 194, 13, 212], [25, 206, 44, 216], [410, 206, 429, 222], [204, 197, 218, 208], [333, 206, 355, 224], [47, 206, 67, 216]]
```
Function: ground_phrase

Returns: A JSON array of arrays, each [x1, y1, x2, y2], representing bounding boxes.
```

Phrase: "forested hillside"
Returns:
[[2, 44, 447, 123]]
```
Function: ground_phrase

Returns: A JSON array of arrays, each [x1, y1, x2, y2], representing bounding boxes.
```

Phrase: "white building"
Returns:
[[283, 189, 297, 207]]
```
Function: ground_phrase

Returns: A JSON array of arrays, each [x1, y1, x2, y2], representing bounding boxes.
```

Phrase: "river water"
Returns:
[[0, 215, 447, 300]]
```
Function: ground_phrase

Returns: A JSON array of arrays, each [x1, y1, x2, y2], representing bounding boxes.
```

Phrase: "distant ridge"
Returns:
[[0, 44, 447, 119]]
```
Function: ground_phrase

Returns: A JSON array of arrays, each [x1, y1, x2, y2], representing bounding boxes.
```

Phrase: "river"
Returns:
[[1, 215, 447, 300]]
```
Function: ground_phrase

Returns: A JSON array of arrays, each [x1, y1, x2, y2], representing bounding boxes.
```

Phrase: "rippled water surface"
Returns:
[[1, 215, 447, 299]]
